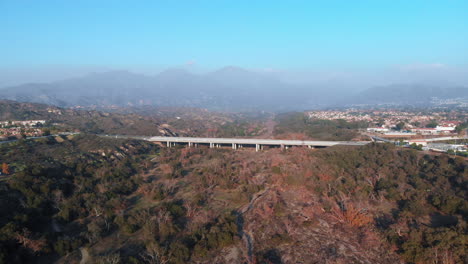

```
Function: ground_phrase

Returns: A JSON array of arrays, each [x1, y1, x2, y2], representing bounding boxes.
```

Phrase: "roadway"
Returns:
[[146, 136, 370, 151], [1, 133, 370, 152]]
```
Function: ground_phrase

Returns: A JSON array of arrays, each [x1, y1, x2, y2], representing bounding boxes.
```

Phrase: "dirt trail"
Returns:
[[257, 116, 276, 139], [79, 247, 90, 264], [236, 188, 270, 263]]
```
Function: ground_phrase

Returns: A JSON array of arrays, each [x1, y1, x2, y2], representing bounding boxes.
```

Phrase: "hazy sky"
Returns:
[[1, 0, 467, 86]]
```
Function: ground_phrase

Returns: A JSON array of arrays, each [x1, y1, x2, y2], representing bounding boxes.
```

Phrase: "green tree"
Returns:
[[411, 121, 421, 127], [455, 121, 467, 134], [395, 122, 405, 131], [426, 120, 438, 128]]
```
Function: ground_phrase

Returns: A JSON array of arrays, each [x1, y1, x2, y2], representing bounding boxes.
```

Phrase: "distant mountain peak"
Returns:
[[157, 68, 192, 76], [210, 66, 252, 75], [155, 68, 197, 83], [84, 70, 142, 78]]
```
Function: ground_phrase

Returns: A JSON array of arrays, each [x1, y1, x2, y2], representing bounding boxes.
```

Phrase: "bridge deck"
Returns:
[[147, 136, 369, 147]]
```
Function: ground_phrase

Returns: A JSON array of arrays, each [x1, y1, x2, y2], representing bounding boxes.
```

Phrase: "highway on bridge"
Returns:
[[146, 136, 370, 151], [99, 135, 370, 151]]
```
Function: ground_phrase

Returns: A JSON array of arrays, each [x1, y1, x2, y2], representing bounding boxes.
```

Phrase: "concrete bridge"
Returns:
[[146, 136, 370, 151]]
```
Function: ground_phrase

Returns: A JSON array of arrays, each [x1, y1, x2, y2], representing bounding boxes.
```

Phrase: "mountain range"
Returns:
[[350, 84, 468, 107], [0, 67, 466, 111]]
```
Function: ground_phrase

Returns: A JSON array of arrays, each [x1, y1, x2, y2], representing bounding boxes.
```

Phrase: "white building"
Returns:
[[367, 127, 389, 133], [426, 143, 466, 152], [411, 128, 439, 135], [435, 125, 456, 133], [383, 132, 416, 136]]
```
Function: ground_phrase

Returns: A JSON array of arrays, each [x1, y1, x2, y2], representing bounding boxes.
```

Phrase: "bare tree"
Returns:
[[93, 207, 103, 217], [184, 202, 198, 219], [156, 208, 171, 225], [99, 252, 121, 264], [15, 228, 46, 253], [52, 190, 64, 213], [140, 243, 169, 264]]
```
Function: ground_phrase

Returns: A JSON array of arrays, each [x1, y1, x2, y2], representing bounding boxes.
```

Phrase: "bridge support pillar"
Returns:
[[167, 141, 171, 148], [188, 142, 192, 148], [232, 143, 237, 150], [256, 144, 260, 152], [210, 143, 214, 148]]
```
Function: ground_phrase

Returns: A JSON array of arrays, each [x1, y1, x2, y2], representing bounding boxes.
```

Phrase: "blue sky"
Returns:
[[1, 1, 467, 87]]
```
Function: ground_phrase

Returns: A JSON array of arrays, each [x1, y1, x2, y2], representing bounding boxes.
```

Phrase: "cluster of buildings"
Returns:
[[47, 107, 62, 115], [423, 143, 467, 153], [430, 97, 468, 107], [410, 123, 458, 135], [305, 109, 466, 137], [0, 120, 47, 128], [306, 111, 373, 122], [0, 127, 44, 139], [307, 109, 465, 126], [367, 121, 459, 136], [408, 141, 467, 156], [0, 120, 48, 140]]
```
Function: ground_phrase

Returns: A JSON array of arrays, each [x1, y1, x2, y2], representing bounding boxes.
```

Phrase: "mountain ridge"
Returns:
[[1, 68, 467, 110], [346, 83, 468, 107]]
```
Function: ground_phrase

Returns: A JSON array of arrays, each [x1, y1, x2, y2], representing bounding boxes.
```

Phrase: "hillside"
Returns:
[[0, 100, 180, 136], [0, 100, 59, 121], [273, 112, 368, 141], [0, 100, 273, 138], [0, 136, 465, 263]]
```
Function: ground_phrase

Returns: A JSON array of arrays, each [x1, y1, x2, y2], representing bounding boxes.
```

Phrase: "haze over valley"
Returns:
[[1, 67, 467, 111]]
